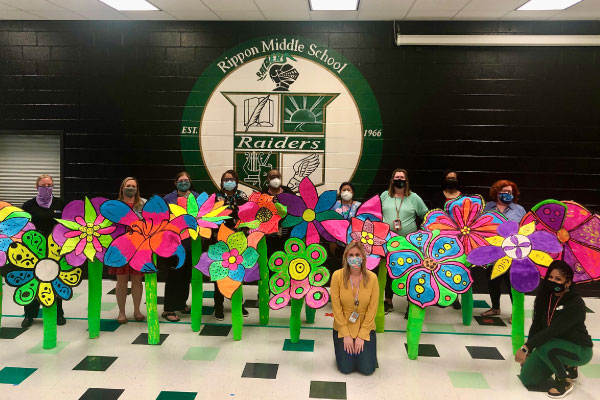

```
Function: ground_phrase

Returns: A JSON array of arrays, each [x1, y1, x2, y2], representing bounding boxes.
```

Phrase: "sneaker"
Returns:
[[452, 299, 462, 310], [57, 315, 67, 326], [547, 377, 573, 398], [242, 307, 249, 317], [215, 308, 224, 321], [566, 366, 579, 382], [384, 302, 393, 315], [21, 317, 33, 328]]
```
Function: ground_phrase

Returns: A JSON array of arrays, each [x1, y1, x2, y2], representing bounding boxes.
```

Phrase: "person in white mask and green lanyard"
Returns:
[[380, 168, 428, 315]]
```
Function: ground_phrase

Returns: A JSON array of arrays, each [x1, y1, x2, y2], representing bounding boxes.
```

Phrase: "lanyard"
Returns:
[[394, 196, 404, 221], [349, 275, 361, 310], [547, 295, 563, 326]]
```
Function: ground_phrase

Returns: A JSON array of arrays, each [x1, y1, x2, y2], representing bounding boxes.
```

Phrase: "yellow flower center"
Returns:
[[228, 256, 237, 264], [302, 209, 316, 222], [289, 258, 310, 281]]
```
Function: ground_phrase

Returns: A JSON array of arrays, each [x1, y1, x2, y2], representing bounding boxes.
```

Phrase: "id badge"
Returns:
[[349, 311, 359, 324], [393, 219, 402, 231]]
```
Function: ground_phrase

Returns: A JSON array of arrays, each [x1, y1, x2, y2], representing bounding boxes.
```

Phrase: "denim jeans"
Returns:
[[333, 329, 377, 375]]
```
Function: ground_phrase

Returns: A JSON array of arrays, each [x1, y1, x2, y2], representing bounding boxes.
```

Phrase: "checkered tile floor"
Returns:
[[1, 280, 599, 399]]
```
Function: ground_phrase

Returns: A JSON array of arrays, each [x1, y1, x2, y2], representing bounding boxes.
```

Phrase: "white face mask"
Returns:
[[269, 178, 281, 188], [340, 191, 353, 201]]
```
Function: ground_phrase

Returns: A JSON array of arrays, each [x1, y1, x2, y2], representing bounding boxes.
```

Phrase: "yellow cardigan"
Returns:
[[331, 269, 379, 341]]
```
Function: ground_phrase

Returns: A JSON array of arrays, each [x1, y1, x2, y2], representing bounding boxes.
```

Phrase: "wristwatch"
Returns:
[[520, 346, 528, 355]]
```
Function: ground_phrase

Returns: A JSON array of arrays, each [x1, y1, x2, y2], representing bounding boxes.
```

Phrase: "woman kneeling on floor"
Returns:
[[515, 260, 593, 398], [331, 241, 378, 375]]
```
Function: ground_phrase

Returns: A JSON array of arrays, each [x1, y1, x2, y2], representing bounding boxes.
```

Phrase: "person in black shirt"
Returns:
[[20, 174, 66, 328], [516, 260, 593, 398]]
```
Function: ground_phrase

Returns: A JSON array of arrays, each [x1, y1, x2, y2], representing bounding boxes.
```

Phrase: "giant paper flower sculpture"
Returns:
[[386, 230, 471, 308], [522, 200, 600, 283], [169, 192, 232, 240], [0, 202, 34, 266], [238, 192, 284, 234], [100, 195, 197, 272], [52, 197, 117, 266], [5, 231, 82, 306], [344, 195, 397, 270], [269, 238, 330, 310], [467, 220, 562, 293], [195, 224, 262, 298], [278, 177, 347, 245], [422, 195, 506, 254]]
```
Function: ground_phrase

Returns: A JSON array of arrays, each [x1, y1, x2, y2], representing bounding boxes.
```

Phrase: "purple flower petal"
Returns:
[[510, 258, 540, 293], [314, 220, 336, 243], [529, 230, 562, 253], [194, 252, 212, 276], [497, 221, 519, 238], [278, 193, 306, 217], [65, 250, 87, 267], [243, 264, 260, 282], [467, 245, 505, 265], [52, 223, 72, 246], [62, 200, 84, 221]]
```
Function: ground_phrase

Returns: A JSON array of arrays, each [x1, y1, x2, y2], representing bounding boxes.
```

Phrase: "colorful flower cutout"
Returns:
[[0, 201, 34, 266], [269, 237, 330, 310], [345, 195, 397, 270], [522, 200, 600, 283], [278, 177, 347, 245], [52, 197, 117, 266], [386, 229, 471, 308], [169, 192, 231, 240], [5, 231, 82, 306], [238, 192, 285, 234], [422, 195, 506, 254], [467, 220, 562, 293], [195, 225, 262, 298], [100, 195, 197, 273]]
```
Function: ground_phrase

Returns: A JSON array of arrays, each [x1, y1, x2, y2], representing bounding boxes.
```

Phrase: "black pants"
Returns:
[[24, 298, 64, 319], [213, 281, 224, 311], [488, 267, 512, 309], [163, 238, 192, 312]]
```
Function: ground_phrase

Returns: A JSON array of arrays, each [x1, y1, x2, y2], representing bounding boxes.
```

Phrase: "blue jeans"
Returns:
[[333, 329, 377, 375]]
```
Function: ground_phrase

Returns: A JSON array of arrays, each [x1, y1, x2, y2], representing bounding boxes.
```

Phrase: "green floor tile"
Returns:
[[269, 317, 290, 326], [27, 340, 69, 354], [524, 309, 533, 318], [87, 302, 117, 311], [425, 323, 456, 332], [183, 347, 220, 361], [99, 319, 122, 332], [309, 381, 346, 399], [73, 355, 118, 371], [581, 364, 600, 378], [283, 339, 315, 352], [448, 371, 490, 389], [203, 291, 214, 299], [0, 367, 37, 385], [472, 300, 491, 309], [156, 392, 197, 400], [71, 292, 82, 300], [202, 306, 215, 316]]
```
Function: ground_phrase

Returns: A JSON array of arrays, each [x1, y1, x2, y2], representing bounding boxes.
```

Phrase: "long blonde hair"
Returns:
[[118, 176, 142, 210], [342, 241, 369, 288], [387, 168, 412, 197]]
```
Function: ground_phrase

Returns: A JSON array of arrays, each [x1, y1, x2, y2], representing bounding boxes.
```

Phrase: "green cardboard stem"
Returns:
[[511, 288, 525, 355], [305, 303, 316, 324], [406, 303, 426, 360], [87, 258, 103, 339], [191, 238, 203, 332], [461, 288, 473, 326], [257, 236, 269, 326], [290, 297, 303, 343], [231, 285, 243, 341], [145, 272, 160, 345], [43, 302, 57, 350], [375, 260, 386, 333]]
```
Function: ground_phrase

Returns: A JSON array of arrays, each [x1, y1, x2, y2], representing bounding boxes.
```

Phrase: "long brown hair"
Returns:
[[118, 176, 142, 209], [341, 241, 369, 288], [387, 168, 411, 197]]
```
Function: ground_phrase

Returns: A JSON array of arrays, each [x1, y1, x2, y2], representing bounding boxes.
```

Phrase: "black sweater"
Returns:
[[22, 197, 65, 237], [526, 290, 593, 350]]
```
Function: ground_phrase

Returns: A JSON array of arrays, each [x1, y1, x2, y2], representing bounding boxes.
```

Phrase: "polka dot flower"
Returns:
[[386, 229, 471, 308], [268, 237, 330, 310]]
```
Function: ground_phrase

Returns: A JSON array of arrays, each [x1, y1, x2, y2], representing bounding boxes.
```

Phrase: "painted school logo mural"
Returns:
[[180, 36, 383, 197]]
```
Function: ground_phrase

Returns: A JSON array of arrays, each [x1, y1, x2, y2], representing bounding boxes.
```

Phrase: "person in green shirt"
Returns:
[[380, 168, 428, 314]]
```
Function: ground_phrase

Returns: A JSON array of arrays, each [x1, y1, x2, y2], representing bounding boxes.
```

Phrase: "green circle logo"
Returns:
[[181, 36, 383, 198]]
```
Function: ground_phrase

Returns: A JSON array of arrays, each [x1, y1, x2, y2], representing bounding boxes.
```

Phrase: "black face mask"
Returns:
[[545, 280, 567, 293], [393, 179, 406, 189], [443, 179, 459, 189]]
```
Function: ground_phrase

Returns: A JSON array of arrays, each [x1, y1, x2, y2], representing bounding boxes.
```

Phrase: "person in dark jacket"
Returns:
[[21, 174, 66, 328], [515, 260, 593, 398]]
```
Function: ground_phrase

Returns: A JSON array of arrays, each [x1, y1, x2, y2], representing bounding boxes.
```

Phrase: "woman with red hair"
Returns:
[[480, 179, 526, 319]]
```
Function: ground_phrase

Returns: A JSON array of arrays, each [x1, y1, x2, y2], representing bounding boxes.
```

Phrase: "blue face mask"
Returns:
[[347, 256, 362, 268], [223, 180, 236, 191], [177, 180, 191, 192], [499, 192, 514, 204]]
